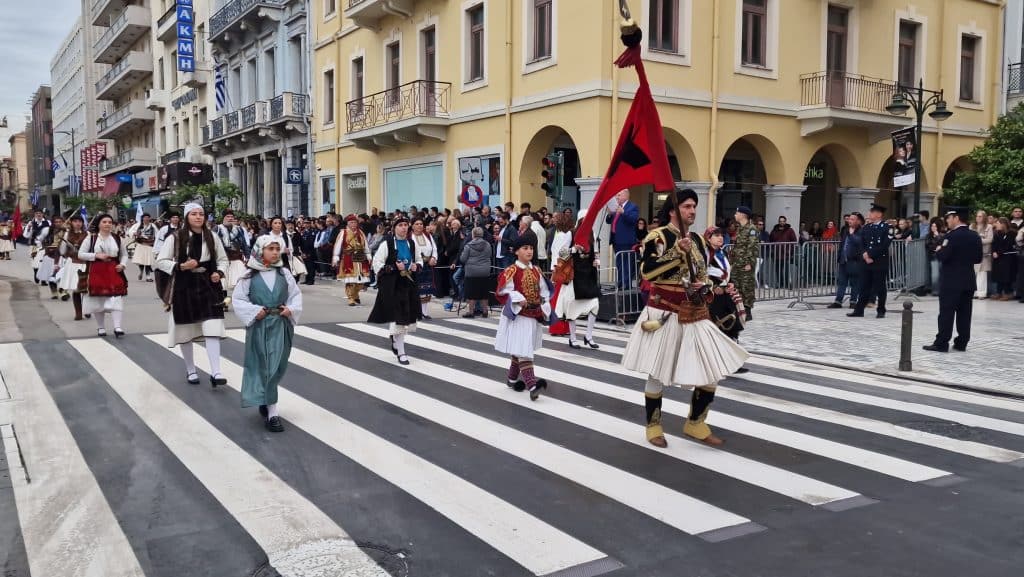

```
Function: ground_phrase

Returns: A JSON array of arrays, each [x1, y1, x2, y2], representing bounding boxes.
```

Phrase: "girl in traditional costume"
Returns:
[[551, 210, 602, 349], [702, 227, 746, 345], [156, 203, 230, 387], [495, 236, 551, 401], [0, 219, 14, 260], [367, 217, 422, 365], [78, 214, 129, 337], [411, 217, 438, 318], [233, 236, 303, 433], [58, 214, 90, 320]]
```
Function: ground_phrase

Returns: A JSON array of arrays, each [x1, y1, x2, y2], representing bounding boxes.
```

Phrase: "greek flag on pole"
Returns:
[[136, 201, 143, 223], [51, 159, 61, 174], [214, 62, 228, 113], [80, 205, 88, 223]]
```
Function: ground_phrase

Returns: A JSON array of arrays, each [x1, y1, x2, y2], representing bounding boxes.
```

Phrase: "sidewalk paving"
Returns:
[[740, 294, 1024, 397]]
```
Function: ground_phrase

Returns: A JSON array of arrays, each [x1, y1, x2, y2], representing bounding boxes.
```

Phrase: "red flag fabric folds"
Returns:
[[12, 205, 22, 240], [572, 62, 674, 247]]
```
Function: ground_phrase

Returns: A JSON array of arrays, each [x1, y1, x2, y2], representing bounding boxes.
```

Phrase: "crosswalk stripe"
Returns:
[[0, 343, 146, 577], [455, 317, 629, 355], [747, 356, 1024, 414], [252, 328, 760, 537], [737, 371, 1024, 438], [71, 338, 392, 577], [154, 336, 613, 576], [445, 320, 1024, 462], [334, 324, 868, 501], [408, 323, 957, 480]]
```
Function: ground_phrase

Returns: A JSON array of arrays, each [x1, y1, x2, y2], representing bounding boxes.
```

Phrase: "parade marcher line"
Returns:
[[454, 317, 1024, 417], [427, 322, 1023, 462], [328, 324, 865, 504], [150, 335, 612, 577], [74, 338, 393, 577], [232, 328, 764, 537], [1, 343, 147, 577]]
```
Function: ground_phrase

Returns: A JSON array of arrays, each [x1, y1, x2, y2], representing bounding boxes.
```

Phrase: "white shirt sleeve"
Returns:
[[371, 241, 389, 274]]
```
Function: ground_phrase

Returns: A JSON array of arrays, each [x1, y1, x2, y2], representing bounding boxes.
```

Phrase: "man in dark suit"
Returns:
[[848, 203, 892, 318], [494, 211, 518, 269], [605, 189, 640, 289], [924, 208, 984, 352]]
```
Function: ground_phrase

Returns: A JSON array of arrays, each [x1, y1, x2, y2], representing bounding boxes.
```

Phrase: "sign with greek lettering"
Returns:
[[176, 1, 195, 72]]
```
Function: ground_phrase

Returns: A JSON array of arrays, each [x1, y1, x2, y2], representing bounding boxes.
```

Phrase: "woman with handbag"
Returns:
[[551, 211, 601, 349], [78, 214, 129, 337], [156, 203, 230, 388]]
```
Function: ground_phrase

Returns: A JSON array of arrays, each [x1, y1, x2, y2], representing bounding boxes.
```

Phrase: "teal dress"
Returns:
[[240, 270, 294, 408]]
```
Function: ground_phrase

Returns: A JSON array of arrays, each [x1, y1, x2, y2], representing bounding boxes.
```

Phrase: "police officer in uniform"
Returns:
[[848, 204, 892, 318], [730, 206, 759, 321], [923, 207, 983, 352]]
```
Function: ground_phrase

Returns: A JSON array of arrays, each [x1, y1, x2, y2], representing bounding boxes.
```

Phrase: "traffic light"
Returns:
[[541, 153, 563, 199]]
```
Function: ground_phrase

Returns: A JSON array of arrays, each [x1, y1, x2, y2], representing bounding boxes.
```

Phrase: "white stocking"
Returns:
[[568, 320, 578, 343], [421, 302, 429, 315], [586, 313, 597, 340], [393, 334, 407, 356], [180, 342, 196, 374], [644, 377, 664, 395], [110, 310, 123, 330], [94, 312, 106, 329], [267, 404, 280, 418], [204, 338, 222, 377]]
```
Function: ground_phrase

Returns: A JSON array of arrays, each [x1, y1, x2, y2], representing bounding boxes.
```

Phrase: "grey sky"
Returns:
[[0, 0, 82, 152]]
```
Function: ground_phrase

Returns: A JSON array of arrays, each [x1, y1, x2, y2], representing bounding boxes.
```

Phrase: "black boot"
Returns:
[[684, 387, 722, 445], [645, 393, 667, 447]]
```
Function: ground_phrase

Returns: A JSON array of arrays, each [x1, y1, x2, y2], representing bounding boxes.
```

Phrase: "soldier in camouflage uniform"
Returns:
[[730, 206, 759, 321]]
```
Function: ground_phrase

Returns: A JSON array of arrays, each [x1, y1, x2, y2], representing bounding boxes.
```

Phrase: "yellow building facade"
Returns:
[[313, 0, 999, 229]]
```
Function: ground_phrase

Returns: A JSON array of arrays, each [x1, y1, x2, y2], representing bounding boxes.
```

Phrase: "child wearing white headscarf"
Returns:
[[232, 235, 303, 432]]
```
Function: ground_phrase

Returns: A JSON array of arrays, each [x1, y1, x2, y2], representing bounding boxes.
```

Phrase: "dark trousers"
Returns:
[[853, 258, 888, 313], [1016, 253, 1024, 299], [935, 289, 973, 348], [614, 246, 635, 290], [834, 260, 862, 303]]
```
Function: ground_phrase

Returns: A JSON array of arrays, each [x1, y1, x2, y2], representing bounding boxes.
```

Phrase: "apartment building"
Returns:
[[92, 0, 157, 197], [28, 87, 58, 214], [7, 133, 30, 212], [200, 0, 313, 218], [50, 16, 106, 201], [313, 0, 999, 229]]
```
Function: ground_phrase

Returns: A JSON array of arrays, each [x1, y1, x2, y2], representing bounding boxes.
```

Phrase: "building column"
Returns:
[[900, 190, 939, 217], [574, 177, 602, 214], [262, 154, 276, 218], [679, 180, 717, 233], [838, 187, 879, 218], [762, 184, 806, 225]]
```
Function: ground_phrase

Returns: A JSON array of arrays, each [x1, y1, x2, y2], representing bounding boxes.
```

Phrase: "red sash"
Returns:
[[87, 261, 128, 297]]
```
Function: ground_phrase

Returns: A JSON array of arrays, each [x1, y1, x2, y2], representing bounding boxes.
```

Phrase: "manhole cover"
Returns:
[[269, 539, 410, 577]]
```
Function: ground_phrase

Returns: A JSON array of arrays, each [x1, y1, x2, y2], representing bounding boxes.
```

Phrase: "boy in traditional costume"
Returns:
[[156, 203, 230, 387], [495, 236, 551, 401], [0, 219, 14, 260], [216, 210, 250, 304], [367, 217, 422, 364], [233, 236, 303, 433], [132, 213, 157, 282], [58, 214, 90, 320], [24, 210, 51, 284], [36, 217, 65, 299], [622, 190, 748, 448], [332, 214, 372, 306]]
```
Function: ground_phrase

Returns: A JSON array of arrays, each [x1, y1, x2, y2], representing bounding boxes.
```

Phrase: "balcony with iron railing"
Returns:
[[346, 80, 450, 149], [90, 0, 121, 27], [345, 0, 414, 30], [96, 51, 153, 101], [797, 71, 906, 136], [269, 92, 309, 122], [209, 0, 287, 44], [97, 99, 156, 140], [1008, 63, 1024, 97], [162, 149, 185, 164], [94, 5, 150, 65], [100, 147, 158, 176], [156, 3, 179, 42]]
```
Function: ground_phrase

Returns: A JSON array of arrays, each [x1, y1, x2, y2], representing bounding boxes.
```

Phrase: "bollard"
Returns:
[[899, 300, 914, 371]]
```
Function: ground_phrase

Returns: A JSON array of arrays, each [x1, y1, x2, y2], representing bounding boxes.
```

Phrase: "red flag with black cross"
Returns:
[[550, 2, 675, 335]]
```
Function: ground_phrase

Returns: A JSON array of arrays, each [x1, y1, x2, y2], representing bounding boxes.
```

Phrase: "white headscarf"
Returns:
[[183, 202, 203, 218], [247, 235, 283, 272]]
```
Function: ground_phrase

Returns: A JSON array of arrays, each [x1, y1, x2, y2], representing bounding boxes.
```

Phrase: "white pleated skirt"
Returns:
[[225, 260, 248, 289], [31, 249, 45, 268], [83, 295, 124, 315], [0, 239, 14, 252], [495, 315, 544, 359], [57, 260, 86, 293], [131, 244, 154, 267], [167, 317, 226, 347], [621, 306, 749, 387], [554, 282, 600, 320], [35, 256, 57, 283]]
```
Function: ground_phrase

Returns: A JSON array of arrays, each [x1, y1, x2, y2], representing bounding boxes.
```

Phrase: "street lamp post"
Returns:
[[55, 129, 78, 200], [885, 79, 953, 216]]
